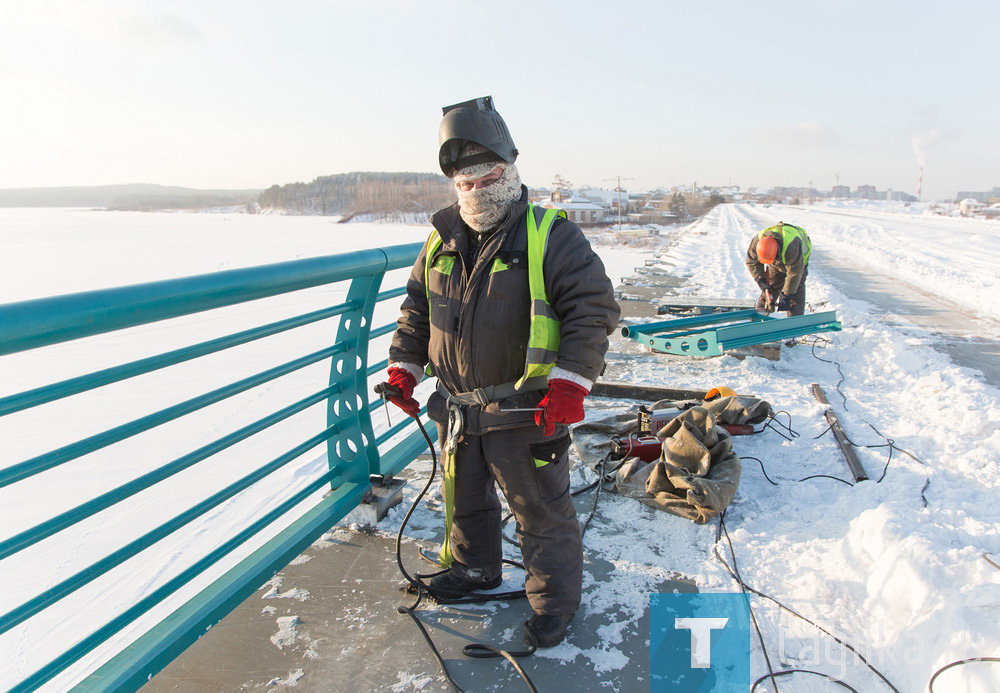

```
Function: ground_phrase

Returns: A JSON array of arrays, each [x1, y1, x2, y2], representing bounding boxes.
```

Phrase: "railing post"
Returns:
[[326, 272, 384, 486]]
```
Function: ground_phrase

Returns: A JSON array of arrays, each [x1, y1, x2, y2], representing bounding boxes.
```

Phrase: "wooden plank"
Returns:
[[811, 383, 868, 482], [591, 380, 709, 402]]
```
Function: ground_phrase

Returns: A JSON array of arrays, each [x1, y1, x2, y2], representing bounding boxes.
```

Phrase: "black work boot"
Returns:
[[428, 569, 502, 596], [523, 613, 573, 648]]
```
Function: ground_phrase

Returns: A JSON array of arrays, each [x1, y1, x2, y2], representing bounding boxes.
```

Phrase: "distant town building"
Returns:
[[831, 185, 850, 198], [956, 187, 1000, 203], [540, 195, 606, 225], [772, 186, 819, 199], [855, 185, 877, 199], [959, 198, 985, 216]]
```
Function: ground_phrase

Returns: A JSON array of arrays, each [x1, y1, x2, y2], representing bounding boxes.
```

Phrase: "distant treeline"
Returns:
[[258, 172, 454, 219]]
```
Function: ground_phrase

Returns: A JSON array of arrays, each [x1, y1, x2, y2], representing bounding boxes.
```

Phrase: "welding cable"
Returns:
[[804, 338, 928, 484], [579, 450, 623, 538], [804, 336, 849, 409], [762, 411, 799, 441], [813, 418, 925, 484], [392, 413, 539, 692], [739, 456, 780, 486], [750, 669, 858, 692], [713, 514, 900, 693], [927, 657, 1000, 692], [741, 454, 852, 487], [717, 513, 780, 692]]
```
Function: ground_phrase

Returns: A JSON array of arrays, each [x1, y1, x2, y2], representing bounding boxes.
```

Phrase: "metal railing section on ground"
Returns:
[[621, 309, 842, 356], [0, 243, 435, 692]]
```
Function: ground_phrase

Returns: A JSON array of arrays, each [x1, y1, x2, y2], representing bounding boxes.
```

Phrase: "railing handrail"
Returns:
[[0, 240, 434, 692], [0, 243, 421, 357]]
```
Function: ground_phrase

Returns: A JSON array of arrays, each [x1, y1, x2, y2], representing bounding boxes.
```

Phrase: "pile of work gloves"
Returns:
[[571, 394, 773, 524]]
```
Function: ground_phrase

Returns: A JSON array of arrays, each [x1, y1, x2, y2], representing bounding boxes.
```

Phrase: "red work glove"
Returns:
[[534, 379, 588, 437], [376, 367, 420, 418]]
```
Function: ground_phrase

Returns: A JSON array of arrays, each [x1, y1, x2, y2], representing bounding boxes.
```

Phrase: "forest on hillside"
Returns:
[[258, 172, 454, 220]]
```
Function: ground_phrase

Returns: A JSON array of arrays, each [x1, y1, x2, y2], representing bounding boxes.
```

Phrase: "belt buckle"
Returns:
[[472, 388, 490, 407]]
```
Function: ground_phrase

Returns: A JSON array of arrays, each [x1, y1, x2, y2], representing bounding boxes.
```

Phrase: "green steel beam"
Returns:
[[621, 309, 842, 356]]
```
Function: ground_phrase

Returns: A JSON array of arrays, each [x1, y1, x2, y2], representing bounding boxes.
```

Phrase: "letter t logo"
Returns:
[[674, 617, 729, 668]]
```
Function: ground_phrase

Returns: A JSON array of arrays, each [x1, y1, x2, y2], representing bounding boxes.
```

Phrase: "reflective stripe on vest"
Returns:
[[517, 206, 564, 388], [759, 224, 812, 265], [423, 204, 565, 390]]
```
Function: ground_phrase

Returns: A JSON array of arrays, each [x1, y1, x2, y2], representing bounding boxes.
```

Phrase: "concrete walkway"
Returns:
[[143, 514, 694, 692]]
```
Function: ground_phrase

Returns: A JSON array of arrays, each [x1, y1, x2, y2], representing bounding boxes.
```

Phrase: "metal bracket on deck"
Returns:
[[621, 309, 842, 356], [336, 477, 407, 527]]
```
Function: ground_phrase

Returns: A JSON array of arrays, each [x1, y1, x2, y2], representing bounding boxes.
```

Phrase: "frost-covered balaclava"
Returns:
[[453, 143, 522, 233]]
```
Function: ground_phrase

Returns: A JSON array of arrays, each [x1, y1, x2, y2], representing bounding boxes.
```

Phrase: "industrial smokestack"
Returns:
[[918, 166, 923, 202]]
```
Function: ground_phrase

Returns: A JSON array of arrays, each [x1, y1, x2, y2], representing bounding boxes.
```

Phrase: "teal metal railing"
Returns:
[[0, 243, 435, 692]]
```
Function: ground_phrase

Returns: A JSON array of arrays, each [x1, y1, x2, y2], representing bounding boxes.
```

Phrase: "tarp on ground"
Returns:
[[571, 396, 773, 523]]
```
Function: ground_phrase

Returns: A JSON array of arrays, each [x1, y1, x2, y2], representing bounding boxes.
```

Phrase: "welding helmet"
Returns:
[[438, 96, 518, 178]]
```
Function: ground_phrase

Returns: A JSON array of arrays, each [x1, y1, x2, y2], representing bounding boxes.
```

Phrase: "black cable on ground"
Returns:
[[803, 336, 928, 485], [804, 336, 849, 410], [750, 669, 858, 692], [392, 413, 539, 692], [718, 514, 780, 692], [798, 473, 854, 486], [714, 512, 901, 693], [763, 411, 799, 441], [740, 456, 779, 486], [580, 451, 626, 539], [927, 657, 1000, 692]]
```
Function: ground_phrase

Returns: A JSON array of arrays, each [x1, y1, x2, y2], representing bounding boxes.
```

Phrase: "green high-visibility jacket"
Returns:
[[746, 223, 811, 294], [759, 223, 812, 265]]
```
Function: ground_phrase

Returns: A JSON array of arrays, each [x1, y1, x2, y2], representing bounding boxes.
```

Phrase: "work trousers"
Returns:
[[436, 421, 583, 616], [756, 270, 808, 316]]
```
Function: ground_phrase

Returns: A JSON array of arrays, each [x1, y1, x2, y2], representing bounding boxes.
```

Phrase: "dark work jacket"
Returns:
[[389, 186, 621, 434], [745, 232, 808, 294]]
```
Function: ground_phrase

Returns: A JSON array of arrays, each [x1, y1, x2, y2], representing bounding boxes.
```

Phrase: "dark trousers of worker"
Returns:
[[755, 271, 807, 316], [436, 422, 582, 616]]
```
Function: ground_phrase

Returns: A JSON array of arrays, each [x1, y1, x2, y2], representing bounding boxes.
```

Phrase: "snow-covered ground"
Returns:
[[1, 204, 998, 691]]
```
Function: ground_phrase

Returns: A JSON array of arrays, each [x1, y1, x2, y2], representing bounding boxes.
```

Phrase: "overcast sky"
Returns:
[[2, 1, 996, 200]]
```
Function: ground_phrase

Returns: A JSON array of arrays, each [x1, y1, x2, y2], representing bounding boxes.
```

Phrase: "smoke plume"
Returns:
[[912, 129, 942, 168]]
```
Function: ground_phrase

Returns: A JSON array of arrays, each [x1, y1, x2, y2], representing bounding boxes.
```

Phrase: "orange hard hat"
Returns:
[[705, 386, 736, 401], [757, 235, 779, 264]]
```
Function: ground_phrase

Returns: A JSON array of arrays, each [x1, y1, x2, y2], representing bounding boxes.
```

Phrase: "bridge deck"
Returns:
[[143, 240, 698, 693]]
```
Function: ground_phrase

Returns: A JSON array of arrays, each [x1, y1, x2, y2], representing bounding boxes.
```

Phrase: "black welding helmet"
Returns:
[[438, 96, 518, 177]]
